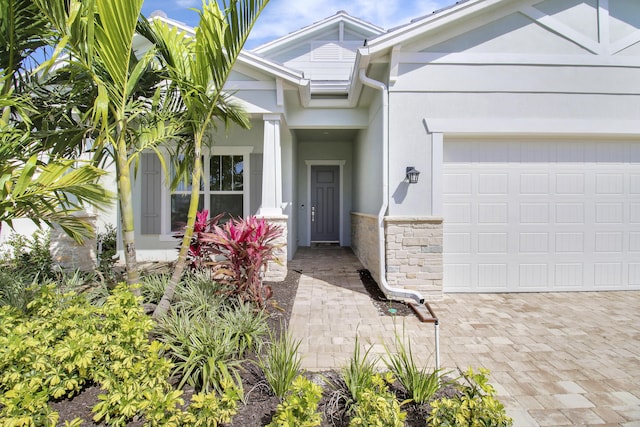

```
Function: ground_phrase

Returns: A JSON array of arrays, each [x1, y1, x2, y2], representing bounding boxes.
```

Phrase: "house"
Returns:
[[6, 0, 639, 298]]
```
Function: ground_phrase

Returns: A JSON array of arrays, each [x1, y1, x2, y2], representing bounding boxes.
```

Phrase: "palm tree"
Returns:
[[0, 0, 112, 241], [152, 0, 269, 318], [33, 0, 183, 287]]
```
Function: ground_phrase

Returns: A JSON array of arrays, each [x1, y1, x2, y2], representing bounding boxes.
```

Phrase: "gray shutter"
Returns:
[[250, 153, 263, 215], [141, 153, 162, 234]]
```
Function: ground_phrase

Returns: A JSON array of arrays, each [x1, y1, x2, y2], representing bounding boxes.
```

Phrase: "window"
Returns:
[[168, 148, 252, 232]]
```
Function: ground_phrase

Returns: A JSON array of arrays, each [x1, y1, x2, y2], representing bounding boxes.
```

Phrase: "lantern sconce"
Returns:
[[406, 167, 420, 184]]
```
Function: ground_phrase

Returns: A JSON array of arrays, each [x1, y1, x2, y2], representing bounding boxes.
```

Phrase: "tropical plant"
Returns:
[[383, 328, 440, 404], [0, 0, 114, 242], [347, 372, 407, 427], [154, 309, 244, 392], [428, 368, 513, 427], [200, 215, 283, 307], [152, 0, 269, 319], [32, 0, 183, 288], [342, 335, 379, 403], [96, 223, 118, 280], [220, 301, 270, 355], [268, 375, 323, 427], [258, 328, 303, 399]]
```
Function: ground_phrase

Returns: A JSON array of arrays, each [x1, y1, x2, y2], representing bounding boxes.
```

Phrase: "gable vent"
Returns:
[[311, 41, 359, 62]]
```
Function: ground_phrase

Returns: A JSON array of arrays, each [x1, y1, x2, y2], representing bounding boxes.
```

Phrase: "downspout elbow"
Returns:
[[358, 69, 424, 305]]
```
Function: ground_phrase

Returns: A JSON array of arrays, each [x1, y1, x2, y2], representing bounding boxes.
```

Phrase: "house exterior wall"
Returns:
[[350, 212, 380, 280], [384, 216, 443, 300], [352, 95, 383, 215]]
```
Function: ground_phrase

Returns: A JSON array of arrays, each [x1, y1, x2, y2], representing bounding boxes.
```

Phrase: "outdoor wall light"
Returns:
[[406, 167, 420, 184]]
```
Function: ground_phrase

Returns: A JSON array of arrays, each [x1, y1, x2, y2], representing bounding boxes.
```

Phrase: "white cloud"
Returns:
[[248, 0, 449, 46]]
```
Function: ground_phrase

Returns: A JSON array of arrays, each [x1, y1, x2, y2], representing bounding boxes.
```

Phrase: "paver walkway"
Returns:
[[287, 246, 640, 426]]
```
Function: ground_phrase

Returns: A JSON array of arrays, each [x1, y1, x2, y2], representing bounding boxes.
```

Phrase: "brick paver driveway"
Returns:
[[289, 247, 640, 426], [432, 292, 640, 426]]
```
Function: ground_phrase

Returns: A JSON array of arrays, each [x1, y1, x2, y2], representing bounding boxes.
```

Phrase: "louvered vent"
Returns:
[[311, 41, 360, 62]]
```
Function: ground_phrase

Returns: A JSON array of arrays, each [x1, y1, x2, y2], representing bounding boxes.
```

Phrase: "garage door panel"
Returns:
[[443, 139, 640, 292], [520, 174, 549, 194], [555, 233, 584, 252], [630, 264, 640, 286], [555, 264, 584, 287]]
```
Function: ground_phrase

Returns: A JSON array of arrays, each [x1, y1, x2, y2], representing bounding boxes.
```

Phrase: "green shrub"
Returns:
[[1, 230, 54, 281], [258, 328, 302, 399], [0, 283, 245, 426], [383, 328, 440, 404], [154, 310, 243, 393], [0, 269, 34, 310], [140, 273, 171, 305], [174, 271, 229, 317], [96, 223, 118, 280], [268, 375, 323, 427], [428, 368, 513, 427], [220, 301, 269, 355], [342, 335, 378, 402], [348, 372, 407, 427]]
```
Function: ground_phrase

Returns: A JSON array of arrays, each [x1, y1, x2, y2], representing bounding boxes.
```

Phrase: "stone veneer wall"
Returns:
[[50, 213, 98, 272], [259, 215, 288, 281], [385, 216, 443, 300], [350, 212, 381, 282]]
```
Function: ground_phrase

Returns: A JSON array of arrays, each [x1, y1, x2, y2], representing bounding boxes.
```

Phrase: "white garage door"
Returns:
[[443, 139, 640, 292]]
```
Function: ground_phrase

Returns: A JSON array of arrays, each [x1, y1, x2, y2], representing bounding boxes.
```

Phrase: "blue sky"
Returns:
[[141, 0, 452, 49]]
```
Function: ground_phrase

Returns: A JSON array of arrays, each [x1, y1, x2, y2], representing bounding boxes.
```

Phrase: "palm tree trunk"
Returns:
[[153, 138, 202, 318], [115, 140, 140, 294]]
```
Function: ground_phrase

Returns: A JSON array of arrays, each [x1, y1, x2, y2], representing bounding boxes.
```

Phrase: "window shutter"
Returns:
[[141, 153, 162, 234]]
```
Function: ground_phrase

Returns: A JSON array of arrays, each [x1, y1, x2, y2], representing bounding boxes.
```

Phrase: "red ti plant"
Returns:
[[174, 210, 223, 270], [200, 216, 284, 307]]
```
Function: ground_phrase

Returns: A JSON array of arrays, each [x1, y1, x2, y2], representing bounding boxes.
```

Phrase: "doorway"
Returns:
[[310, 165, 340, 242]]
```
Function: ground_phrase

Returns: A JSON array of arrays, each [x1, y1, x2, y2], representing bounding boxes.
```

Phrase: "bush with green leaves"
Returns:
[[0, 283, 243, 426], [428, 368, 513, 427], [153, 274, 268, 393], [383, 328, 440, 404], [348, 372, 407, 427], [258, 328, 303, 399], [0, 230, 54, 281], [154, 310, 244, 393], [96, 223, 118, 279], [268, 375, 323, 427]]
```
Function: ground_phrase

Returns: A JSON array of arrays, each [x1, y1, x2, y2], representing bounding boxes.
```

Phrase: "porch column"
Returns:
[[258, 114, 283, 215]]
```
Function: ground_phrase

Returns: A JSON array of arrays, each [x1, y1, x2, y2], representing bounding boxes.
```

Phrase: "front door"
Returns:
[[310, 165, 340, 242]]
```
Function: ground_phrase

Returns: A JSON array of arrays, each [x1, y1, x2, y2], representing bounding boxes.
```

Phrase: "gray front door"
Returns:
[[310, 165, 340, 242]]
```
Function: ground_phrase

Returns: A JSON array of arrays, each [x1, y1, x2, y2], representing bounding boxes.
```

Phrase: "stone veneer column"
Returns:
[[258, 215, 288, 282], [384, 216, 443, 300], [350, 212, 381, 281], [50, 212, 98, 272]]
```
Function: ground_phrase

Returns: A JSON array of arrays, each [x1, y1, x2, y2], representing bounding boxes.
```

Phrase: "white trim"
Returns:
[[223, 81, 276, 91], [519, 6, 602, 55], [304, 160, 346, 246], [431, 132, 444, 216], [598, 0, 610, 54], [397, 51, 640, 68]]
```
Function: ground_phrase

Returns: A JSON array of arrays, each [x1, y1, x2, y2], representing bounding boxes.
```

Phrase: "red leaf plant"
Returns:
[[199, 215, 284, 307], [174, 209, 223, 270]]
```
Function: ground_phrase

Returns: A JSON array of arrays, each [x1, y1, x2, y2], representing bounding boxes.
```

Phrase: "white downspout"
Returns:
[[358, 69, 424, 305]]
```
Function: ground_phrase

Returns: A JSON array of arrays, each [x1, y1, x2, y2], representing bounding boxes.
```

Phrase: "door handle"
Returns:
[[311, 206, 315, 222]]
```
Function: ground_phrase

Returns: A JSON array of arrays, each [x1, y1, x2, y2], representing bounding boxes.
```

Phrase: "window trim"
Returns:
[[159, 146, 254, 239]]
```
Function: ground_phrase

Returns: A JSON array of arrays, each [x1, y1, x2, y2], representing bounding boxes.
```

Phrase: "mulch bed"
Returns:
[[50, 268, 456, 426]]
